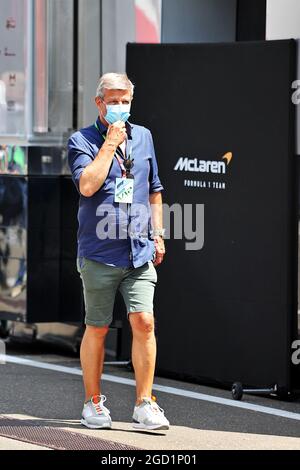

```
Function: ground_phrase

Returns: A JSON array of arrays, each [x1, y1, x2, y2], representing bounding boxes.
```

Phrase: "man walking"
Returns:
[[68, 73, 169, 430]]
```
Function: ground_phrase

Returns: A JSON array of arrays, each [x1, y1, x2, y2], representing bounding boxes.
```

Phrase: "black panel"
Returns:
[[27, 177, 61, 323], [59, 176, 83, 323], [27, 147, 65, 175], [236, 0, 266, 41], [127, 41, 297, 392], [27, 176, 85, 324]]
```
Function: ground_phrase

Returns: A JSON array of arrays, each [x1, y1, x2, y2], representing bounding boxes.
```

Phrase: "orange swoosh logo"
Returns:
[[222, 152, 233, 165]]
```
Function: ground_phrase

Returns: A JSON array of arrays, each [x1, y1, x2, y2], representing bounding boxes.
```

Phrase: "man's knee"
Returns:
[[129, 312, 155, 336], [85, 324, 109, 338]]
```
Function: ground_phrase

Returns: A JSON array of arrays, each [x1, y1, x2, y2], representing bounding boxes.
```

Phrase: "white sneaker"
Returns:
[[132, 397, 170, 430], [81, 395, 112, 429]]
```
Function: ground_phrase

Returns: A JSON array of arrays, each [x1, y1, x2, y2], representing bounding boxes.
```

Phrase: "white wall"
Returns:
[[77, 0, 101, 128], [266, 0, 300, 40], [102, 0, 136, 74], [267, 0, 300, 155]]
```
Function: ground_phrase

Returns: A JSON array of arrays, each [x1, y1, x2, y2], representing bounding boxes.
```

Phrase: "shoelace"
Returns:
[[142, 397, 165, 415], [91, 394, 108, 415]]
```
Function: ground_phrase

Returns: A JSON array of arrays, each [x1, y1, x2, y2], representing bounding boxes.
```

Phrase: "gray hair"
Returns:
[[96, 73, 134, 99]]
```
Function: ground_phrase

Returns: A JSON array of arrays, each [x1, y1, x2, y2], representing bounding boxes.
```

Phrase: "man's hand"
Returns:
[[107, 120, 127, 147], [79, 121, 126, 198], [153, 235, 165, 266]]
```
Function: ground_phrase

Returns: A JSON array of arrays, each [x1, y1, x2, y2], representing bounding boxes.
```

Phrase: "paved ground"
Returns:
[[1, 340, 300, 450]]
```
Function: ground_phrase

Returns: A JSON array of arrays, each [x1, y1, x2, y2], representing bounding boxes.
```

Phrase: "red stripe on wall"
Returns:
[[135, 6, 159, 43]]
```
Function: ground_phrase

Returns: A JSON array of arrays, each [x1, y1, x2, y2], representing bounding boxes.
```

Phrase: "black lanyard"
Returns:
[[94, 121, 134, 178]]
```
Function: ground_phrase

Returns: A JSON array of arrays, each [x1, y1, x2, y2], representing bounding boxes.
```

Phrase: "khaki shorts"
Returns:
[[76, 257, 157, 327]]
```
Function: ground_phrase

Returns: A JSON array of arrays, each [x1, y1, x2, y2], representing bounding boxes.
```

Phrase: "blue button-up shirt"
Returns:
[[67, 117, 164, 268]]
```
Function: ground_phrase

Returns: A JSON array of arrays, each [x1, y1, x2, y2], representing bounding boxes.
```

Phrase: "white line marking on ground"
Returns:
[[3, 354, 300, 422]]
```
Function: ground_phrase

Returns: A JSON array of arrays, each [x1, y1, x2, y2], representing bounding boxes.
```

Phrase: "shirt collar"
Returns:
[[95, 116, 107, 135], [96, 116, 133, 139]]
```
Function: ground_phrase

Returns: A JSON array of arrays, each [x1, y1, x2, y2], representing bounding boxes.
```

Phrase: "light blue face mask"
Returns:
[[105, 103, 131, 124]]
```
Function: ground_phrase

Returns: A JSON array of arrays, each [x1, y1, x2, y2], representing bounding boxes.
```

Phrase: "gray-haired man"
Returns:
[[68, 73, 169, 430]]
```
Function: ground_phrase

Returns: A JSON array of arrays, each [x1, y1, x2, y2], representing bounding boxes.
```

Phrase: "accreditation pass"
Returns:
[[114, 177, 134, 204]]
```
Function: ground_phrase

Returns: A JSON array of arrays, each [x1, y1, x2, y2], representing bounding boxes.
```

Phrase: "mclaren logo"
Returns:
[[174, 152, 233, 174]]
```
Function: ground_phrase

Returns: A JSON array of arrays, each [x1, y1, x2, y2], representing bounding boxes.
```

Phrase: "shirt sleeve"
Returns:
[[67, 133, 93, 194], [147, 129, 164, 193]]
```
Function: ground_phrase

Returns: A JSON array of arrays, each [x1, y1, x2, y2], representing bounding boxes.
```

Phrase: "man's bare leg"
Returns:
[[129, 312, 156, 405], [80, 325, 109, 401]]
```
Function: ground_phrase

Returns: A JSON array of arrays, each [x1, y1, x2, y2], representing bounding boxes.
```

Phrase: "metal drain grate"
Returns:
[[0, 416, 141, 450]]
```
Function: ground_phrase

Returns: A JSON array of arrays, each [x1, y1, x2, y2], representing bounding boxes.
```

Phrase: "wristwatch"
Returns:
[[151, 228, 166, 238]]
